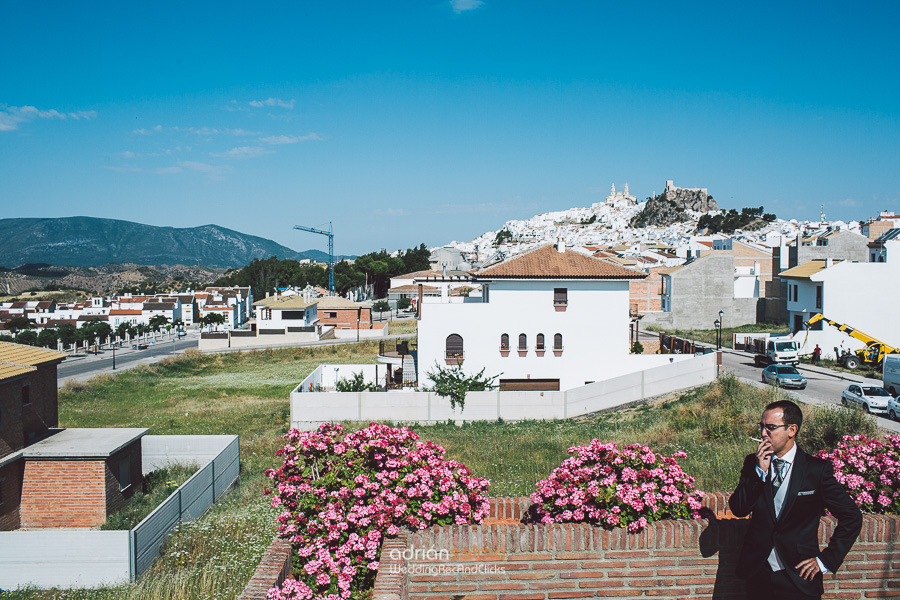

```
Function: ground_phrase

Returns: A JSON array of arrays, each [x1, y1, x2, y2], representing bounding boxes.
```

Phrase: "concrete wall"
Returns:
[[0, 435, 240, 589], [0, 530, 131, 589], [198, 329, 319, 351], [417, 279, 633, 391], [290, 353, 717, 430], [661, 252, 761, 329]]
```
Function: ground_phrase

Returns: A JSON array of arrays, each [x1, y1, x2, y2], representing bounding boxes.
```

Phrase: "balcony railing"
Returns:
[[379, 340, 417, 357]]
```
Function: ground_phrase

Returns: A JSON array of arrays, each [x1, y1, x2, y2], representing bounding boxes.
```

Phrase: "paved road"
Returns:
[[58, 336, 199, 385], [638, 331, 900, 433]]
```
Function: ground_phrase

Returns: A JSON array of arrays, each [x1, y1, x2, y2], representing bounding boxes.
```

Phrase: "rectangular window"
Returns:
[[21, 384, 31, 406], [553, 288, 567, 306], [815, 286, 822, 309], [791, 285, 798, 303], [118, 458, 131, 491]]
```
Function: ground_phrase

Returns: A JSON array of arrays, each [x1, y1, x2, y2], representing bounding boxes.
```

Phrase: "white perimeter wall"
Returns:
[[417, 280, 632, 391], [0, 531, 130, 589], [290, 352, 716, 430]]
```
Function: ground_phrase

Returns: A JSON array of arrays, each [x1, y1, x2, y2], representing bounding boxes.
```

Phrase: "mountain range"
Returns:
[[0, 217, 339, 269]]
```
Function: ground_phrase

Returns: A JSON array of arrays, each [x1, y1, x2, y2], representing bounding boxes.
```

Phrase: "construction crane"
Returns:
[[293, 222, 334, 295], [803, 313, 899, 369]]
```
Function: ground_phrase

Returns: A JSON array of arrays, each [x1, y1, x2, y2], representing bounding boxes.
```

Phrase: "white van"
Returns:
[[883, 354, 900, 396]]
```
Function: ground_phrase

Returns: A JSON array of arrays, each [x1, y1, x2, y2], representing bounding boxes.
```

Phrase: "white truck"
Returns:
[[752, 335, 801, 367], [883, 354, 900, 396]]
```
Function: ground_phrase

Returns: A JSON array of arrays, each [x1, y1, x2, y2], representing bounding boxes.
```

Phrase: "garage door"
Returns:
[[498, 378, 560, 391]]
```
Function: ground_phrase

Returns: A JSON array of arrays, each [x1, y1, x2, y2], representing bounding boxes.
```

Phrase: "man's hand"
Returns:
[[795, 558, 821, 581], [756, 439, 773, 472]]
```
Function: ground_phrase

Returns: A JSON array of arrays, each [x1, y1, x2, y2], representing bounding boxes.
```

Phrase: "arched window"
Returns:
[[554, 333, 563, 350], [445, 334, 464, 358], [518, 333, 527, 350], [500, 333, 509, 349], [536, 333, 545, 350]]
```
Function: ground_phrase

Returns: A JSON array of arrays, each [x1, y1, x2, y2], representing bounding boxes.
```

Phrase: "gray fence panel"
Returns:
[[213, 437, 240, 500], [179, 462, 216, 522], [0, 530, 130, 589], [133, 490, 182, 576]]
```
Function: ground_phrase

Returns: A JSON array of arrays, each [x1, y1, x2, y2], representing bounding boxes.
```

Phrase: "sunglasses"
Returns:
[[758, 423, 790, 433]]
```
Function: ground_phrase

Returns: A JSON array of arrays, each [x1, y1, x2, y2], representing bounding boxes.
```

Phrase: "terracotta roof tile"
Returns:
[[475, 244, 646, 280]]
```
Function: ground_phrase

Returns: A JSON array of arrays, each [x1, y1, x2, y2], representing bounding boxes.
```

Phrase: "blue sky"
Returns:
[[2, 1, 898, 255]]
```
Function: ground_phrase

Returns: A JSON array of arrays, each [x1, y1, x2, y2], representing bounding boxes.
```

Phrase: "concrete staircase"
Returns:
[[402, 351, 417, 385]]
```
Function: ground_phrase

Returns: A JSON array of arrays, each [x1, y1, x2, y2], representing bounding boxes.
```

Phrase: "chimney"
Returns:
[[825, 258, 833, 268], [557, 238, 565, 253]]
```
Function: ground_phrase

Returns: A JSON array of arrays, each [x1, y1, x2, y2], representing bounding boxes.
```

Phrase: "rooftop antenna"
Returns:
[[293, 222, 335, 295]]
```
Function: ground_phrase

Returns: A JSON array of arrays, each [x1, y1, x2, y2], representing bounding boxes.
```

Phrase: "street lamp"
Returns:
[[718, 310, 724, 350], [714, 319, 722, 350]]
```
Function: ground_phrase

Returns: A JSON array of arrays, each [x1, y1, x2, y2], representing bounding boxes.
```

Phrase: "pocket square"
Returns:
[[797, 490, 816, 496]]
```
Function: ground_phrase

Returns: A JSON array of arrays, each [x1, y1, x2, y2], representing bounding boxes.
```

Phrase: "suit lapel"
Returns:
[[778, 447, 806, 522]]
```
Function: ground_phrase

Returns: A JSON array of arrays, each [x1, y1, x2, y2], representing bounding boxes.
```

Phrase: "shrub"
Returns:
[[631, 341, 644, 354], [530, 441, 705, 533], [264, 423, 491, 600], [334, 371, 375, 392], [818, 434, 900, 514], [802, 405, 877, 455]]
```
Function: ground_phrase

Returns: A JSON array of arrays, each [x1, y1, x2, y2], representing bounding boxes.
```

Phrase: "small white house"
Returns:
[[417, 243, 655, 391], [253, 295, 318, 331], [780, 241, 900, 358]]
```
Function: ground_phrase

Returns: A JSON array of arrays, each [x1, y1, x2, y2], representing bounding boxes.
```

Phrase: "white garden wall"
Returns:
[[290, 352, 717, 430]]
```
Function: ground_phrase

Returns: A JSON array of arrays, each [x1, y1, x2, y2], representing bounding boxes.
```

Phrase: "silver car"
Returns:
[[841, 384, 891, 415], [761, 365, 808, 389], [886, 395, 900, 421]]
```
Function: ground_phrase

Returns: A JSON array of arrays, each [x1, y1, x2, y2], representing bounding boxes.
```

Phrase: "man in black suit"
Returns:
[[729, 400, 862, 600]]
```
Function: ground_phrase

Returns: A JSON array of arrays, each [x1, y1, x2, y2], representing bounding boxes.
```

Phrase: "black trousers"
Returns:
[[745, 565, 821, 600]]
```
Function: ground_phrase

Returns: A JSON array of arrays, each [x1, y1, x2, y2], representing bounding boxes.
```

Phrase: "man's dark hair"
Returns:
[[764, 400, 803, 432]]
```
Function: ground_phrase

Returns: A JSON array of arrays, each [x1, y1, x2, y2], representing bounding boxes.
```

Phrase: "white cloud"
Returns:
[[121, 151, 135, 158], [248, 97, 295, 109], [0, 104, 97, 132], [210, 146, 274, 159], [259, 133, 323, 145], [154, 166, 183, 174], [450, 0, 483, 13], [178, 161, 232, 175], [838, 198, 860, 208]]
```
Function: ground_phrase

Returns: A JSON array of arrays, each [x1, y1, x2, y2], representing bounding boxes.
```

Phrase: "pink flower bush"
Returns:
[[530, 440, 705, 532], [264, 423, 490, 600], [818, 434, 900, 514]]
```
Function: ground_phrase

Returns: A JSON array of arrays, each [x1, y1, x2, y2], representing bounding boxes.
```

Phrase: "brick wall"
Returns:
[[105, 441, 144, 516], [381, 495, 900, 600], [629, 271, 663, 313], [20, 460, 107, 528], [0, 378, 24, 457], [246, 495, 900, 600], [20, 364, 59, 446], [0, 458, 23, 531], [237, 538, 293, 600]]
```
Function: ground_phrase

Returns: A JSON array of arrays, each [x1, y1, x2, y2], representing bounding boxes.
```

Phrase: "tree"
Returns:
[[372, 300, 390, 321], [200, 312, 227, 331], [149, 315, 170, 332], [631, 341, 644, 354], [493, 229, 513, 247], [397, 297, 411, 311], [36, 328, 59, 349], [335, 371, 376, 392], [423, 363, 500, 411], [15, 330, 38, 346], [4, 317, 34, 333], [57, 323, 77, 347]]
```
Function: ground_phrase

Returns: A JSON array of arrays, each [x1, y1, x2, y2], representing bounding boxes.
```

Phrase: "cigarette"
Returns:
[[750, 437, 762, 442]]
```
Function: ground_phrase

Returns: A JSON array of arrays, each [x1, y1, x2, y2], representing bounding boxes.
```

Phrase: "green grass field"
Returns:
[[0, 341, 878, 600]]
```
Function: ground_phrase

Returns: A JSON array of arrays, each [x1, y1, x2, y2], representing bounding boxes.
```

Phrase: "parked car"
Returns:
[[840, 384, 892, 415], [888, 395, 900, 421], [133, 343, 149, 350], [761, 364, 808, 389]]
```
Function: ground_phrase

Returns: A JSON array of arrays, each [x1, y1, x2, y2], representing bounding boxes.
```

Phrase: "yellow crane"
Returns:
[[803, 313, 900, 369]]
